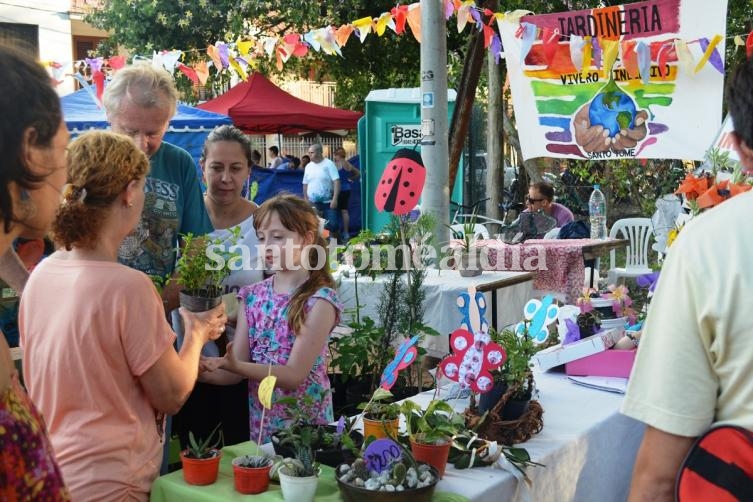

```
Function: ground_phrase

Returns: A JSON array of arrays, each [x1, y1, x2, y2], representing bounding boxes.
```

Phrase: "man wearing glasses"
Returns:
[[302, 142, 340, 239], [523, 181, 574, 228]]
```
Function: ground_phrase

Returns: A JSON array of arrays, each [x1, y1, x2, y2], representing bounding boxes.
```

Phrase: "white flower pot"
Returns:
[[278, 468, 318, 502]]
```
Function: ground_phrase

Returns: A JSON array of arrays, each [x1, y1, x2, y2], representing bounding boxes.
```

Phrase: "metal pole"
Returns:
[[420, 0, 450, 248]]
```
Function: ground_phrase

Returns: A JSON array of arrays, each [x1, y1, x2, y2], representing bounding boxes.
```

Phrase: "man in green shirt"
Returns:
[[104, 64, 213, 312]]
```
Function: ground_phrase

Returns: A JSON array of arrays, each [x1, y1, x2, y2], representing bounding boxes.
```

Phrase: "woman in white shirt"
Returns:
[[173, 125, 264, 449]]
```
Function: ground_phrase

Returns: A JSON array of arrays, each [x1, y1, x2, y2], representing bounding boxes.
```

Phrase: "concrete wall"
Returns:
[[1, 1, 75, 95]]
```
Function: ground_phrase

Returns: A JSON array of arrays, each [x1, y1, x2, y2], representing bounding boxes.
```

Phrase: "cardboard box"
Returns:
[[533, 328, 623, 371], [565, 348, 637, 378]]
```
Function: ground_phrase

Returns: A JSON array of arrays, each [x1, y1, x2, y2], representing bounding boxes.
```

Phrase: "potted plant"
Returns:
[[477, 328, 538, 419], [175, 227, 240, 312], [231, 454, 274, 494], [273, 426, 320, 502], [400, 399, 464, 478], [358, 388, 401, 440], [270, 396, 364, 467], [335, 449, 440, 501], [450, 214, 484, 277], [180, 423, 223, 486]]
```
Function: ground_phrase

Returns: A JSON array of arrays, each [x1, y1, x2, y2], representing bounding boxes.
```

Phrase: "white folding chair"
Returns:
[[607, 218, 655, 285]]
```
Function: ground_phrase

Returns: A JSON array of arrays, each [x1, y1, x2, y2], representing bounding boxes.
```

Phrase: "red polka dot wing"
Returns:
[[439, 286, 506, 395], [374, 148, 426, 215]]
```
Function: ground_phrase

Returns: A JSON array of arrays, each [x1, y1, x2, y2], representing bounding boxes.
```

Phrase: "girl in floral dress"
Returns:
[[203, 194, 341, 442]]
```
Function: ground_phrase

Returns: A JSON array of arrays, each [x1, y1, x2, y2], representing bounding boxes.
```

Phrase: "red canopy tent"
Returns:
[[197, 73, 363, 134]]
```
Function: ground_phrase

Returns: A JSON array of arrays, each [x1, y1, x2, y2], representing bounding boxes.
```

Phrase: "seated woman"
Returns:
[[20, 131, 226, 501], [523, 181, 574, 228]]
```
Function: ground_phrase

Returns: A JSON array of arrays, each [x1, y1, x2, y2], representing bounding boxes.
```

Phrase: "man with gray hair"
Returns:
[[302, 142, 340, 238], [104, 63, 213, 312]]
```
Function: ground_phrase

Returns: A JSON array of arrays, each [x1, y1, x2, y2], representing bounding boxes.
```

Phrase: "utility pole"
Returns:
[[487, 49, 503, 234], [420, 0, 450, 247]]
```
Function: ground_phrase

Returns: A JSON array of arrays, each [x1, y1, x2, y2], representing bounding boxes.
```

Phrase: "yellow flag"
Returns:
[[258, 374, 277, 409]]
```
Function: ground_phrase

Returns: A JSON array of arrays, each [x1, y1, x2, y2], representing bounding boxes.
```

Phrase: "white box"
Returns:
[[533, 329, 624, 371]]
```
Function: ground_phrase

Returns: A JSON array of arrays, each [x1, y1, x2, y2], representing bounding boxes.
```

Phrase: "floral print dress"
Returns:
[[239, 277, 341, 443], [0, 371, 69, 501]]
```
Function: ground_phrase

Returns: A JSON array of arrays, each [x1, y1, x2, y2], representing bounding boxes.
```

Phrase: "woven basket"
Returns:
[[464, 372, 544, 445]]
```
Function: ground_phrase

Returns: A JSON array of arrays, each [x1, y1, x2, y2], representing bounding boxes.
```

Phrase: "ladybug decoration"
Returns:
[[440, 286, 506, 394], [374, 148, 426, 215]]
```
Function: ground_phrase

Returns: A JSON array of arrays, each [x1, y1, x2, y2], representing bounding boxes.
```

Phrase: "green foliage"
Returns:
[[235, 454, 273, 468], [185, 423, 223, 459], [176, 227, 241, 297], [490, 327, 538, 400], [148, 273, 171, 295], [400, 399, 464, 445], [358, 388, 401, 421], [448, 431, 543, 478]]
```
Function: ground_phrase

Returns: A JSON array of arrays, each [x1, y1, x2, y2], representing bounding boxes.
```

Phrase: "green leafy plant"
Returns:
[[448, 431, 543, 479], [176, 226, 241, 298], [272, 395, 360, 459], [490, 327, 538, 400], [185, 423, 223, 459], [400, 399, 465, 445], [357, 388, 401, 421], [276, 426, 319, 477]]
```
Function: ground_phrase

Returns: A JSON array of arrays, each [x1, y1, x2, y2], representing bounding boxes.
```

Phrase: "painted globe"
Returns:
[[588, 88, 637, 138]]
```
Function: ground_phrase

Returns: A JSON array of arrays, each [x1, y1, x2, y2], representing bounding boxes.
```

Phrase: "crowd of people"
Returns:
[[3, 34, 753, 502], [0, 46, 339, 501]]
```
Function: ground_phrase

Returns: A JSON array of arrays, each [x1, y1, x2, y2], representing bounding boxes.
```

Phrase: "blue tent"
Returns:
[[251, 168, 362, 234], [61, 89, 232, 169]]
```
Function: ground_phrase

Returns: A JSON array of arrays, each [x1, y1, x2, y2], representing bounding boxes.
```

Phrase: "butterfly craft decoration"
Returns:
[[439, 286, 506, 394], [380, 334, 421, 390], [374, 148, 427, 215], [515, 295, 559, 344]]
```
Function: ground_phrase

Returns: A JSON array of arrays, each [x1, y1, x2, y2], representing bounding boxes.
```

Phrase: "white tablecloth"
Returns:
[[398, 369, 644, 502], [336, 269, 535, 357]]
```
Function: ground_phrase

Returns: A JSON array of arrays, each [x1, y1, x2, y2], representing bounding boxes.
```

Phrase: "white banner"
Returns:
[[499, 0, 728, 161]]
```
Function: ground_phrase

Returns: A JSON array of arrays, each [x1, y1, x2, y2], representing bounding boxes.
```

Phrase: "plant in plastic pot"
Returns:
[[176, 227, 241, 312], [273, 426, 319, 502], [400, 399, 464, 478], [477, 328, 538, 419], [358, 388, 401, 441], [448, 214, 484, 277], [231, 454, 273, 494], [180, 423, 223, 486]]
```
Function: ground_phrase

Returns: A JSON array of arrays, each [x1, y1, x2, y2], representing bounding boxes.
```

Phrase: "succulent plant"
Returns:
[[351, 458, 369, 480], [234, 455, 273, 468], [391, 462, 406, 485]]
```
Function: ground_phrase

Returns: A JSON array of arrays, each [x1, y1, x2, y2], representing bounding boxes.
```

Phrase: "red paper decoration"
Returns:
[[374, 148, 426, 215]]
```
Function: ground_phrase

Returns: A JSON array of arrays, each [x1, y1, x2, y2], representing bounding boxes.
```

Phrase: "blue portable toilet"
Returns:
[[359, 88, 461, 233]]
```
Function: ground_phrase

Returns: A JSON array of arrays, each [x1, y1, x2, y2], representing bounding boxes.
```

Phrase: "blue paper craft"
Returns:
[[379, 335, 420, 390], [515, 295, 559, 344]]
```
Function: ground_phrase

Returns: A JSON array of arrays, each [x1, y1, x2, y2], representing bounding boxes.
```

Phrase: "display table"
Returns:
[[151, 368, 643, 501], [409, 369, 644, 502], [479, 239, 628, 303], [150, 442, 467, 501], [337, 269, 534, 357]]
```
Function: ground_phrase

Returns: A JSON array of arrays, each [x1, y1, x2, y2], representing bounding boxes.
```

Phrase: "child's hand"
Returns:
[[221, 341, 240, 372], [199, 356, 223, 373]]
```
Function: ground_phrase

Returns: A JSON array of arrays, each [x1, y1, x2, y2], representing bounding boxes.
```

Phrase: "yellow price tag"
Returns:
[[258, 375, 277, 410]]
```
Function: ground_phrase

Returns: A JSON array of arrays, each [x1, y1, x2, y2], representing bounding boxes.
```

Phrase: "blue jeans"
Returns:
[[313, 201, 339, 234]]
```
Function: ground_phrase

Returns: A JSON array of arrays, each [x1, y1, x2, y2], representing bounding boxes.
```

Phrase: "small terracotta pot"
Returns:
[[180, 449, 221, 485], [232, 458, 272, 494], [410, 439, 451, 478], [362, 416, 399, 440]]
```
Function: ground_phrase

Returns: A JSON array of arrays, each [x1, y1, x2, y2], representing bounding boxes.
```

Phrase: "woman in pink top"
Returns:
[[20, 132, 227, 501]]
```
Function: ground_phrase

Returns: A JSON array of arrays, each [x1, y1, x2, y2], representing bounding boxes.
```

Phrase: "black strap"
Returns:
[[688, 445, 753, 500]]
